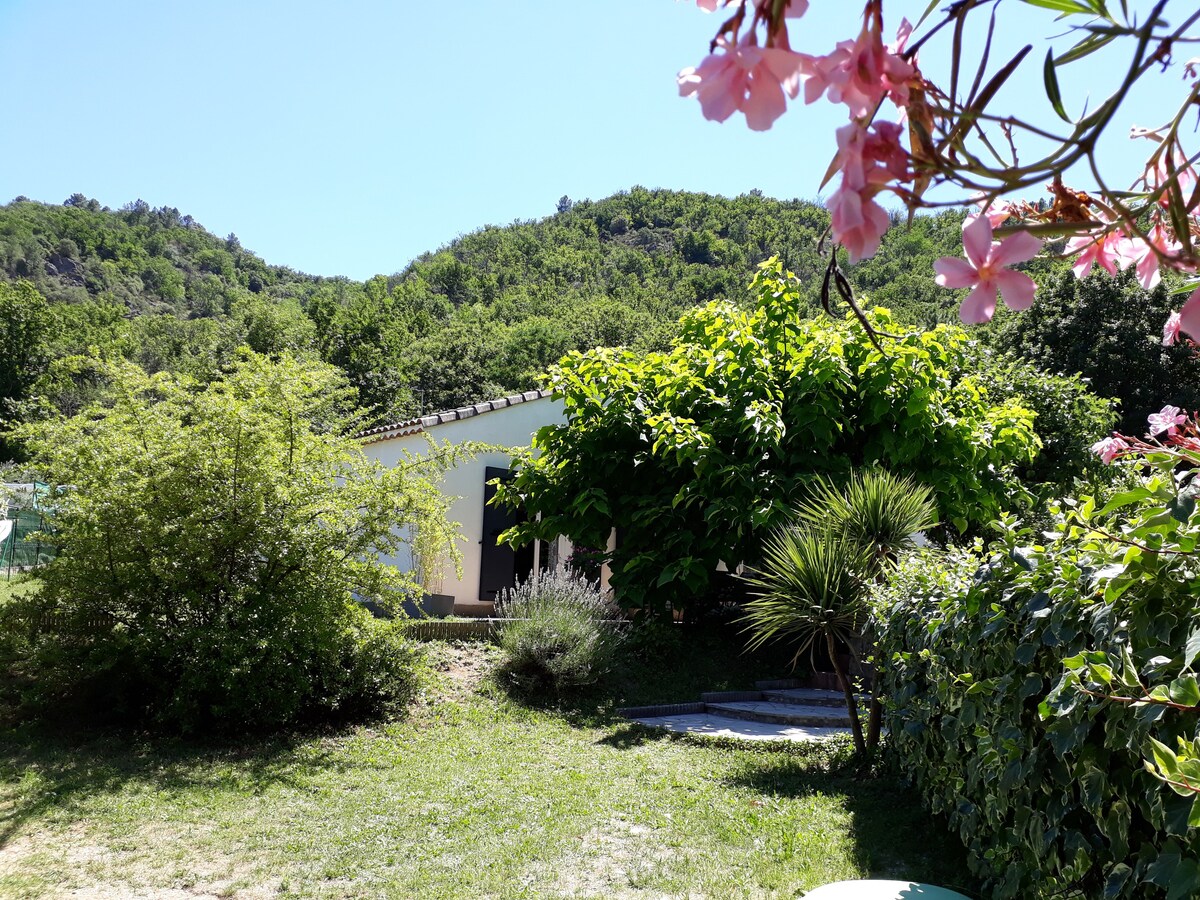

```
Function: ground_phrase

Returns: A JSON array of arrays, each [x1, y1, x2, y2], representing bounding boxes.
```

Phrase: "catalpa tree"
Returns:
[[677, 0, 1200, 341]]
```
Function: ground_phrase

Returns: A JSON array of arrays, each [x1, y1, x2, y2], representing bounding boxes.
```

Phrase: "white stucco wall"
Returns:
[[363, 395, 565, 611]]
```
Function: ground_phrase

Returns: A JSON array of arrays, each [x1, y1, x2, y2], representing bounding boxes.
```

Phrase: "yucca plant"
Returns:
[[792, 470, 939, 568], [811, 470, 939, 748], [740, 524, 875, 753], [742, 470, 940, 756]]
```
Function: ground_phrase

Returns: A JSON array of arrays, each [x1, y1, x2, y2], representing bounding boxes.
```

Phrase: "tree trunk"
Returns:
[[827, 632, 864, 755], [866, 696, 882, 752]]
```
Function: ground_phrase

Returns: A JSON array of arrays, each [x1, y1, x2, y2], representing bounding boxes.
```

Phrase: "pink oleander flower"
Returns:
[[1065, 227, 1131, 280], [693, 0, 720, 9], [799, 18, 913, 118], [933, 216, 1042, 324], [1149, 405, 1187, 437], [678, 36, 806, 131], [827, 120, 910, 263], [784, 0, 809, 17], [1165, 311, 1183, 346], [835, 120, 909, 189], [1120, 222, 1179, 290], [970, 198, 1014, 229], [829, 184, 890, 263], [1090, 435, 1129, 465]]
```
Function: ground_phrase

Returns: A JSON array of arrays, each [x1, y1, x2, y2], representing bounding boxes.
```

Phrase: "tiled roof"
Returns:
[[358, 389, 553, 445]]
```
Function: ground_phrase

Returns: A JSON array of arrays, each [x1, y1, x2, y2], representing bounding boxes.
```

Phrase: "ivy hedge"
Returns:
[[875, 454, 1200, 898]]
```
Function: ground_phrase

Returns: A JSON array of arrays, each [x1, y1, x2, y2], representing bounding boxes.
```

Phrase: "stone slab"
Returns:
[[705, 700, 852, 727], [762, 688, 852, 707], [802, 880, 972, 899], [631, 712, 851, 742], [755, 678, 804, 690], [699, 690, 764, 703]]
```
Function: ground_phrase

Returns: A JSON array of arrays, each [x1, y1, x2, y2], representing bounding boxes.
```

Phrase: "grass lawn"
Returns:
[[0, 574, 39, 607], [0, 635, 974, 899]]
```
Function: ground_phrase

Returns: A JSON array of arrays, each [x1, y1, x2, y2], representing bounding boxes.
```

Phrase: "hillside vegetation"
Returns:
[[0, 189, 971, 431], [7, 187, 1189, 458]]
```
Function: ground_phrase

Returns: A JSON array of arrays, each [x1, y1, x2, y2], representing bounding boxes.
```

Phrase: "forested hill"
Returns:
[[0, 194, 321, 315], [0, 189, 972, 431]]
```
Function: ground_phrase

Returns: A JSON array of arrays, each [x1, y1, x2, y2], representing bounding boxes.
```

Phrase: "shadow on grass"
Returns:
[[489, 621, 802, 728], [595, 721, 860, 760], [0, 719, 377, 850], [586, 707, 979, 896], [723, 755, 980, 897]]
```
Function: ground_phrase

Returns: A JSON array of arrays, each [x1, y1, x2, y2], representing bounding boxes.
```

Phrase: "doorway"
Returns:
[[478, 467, 548, 602]]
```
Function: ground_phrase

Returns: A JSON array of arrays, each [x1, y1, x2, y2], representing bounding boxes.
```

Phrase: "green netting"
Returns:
[[2, 482, 57, 570]]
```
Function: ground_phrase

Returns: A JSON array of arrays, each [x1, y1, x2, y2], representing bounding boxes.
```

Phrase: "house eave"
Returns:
[[358, 389, 553, 446]]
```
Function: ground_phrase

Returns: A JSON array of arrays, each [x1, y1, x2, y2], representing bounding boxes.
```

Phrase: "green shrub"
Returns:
[[874, 439, 1200, 899], [314, 616, 423, 721], [495, 567, 623, 695], [14, 352, 462, 732], [622, 615, 686, 661]]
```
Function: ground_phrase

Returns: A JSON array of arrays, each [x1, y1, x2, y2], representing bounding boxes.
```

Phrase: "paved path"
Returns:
[[621, 681, 857, 743]]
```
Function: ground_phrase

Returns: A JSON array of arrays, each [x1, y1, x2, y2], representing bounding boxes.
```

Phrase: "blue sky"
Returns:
[[1, 1, 1190, 280]]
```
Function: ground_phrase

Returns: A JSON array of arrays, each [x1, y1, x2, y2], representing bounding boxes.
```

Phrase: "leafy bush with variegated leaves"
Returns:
[[874, 409, 1200, 899]]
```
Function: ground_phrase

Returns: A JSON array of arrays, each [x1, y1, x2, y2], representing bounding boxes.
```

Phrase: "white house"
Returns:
[[360, 390, 567, 617]]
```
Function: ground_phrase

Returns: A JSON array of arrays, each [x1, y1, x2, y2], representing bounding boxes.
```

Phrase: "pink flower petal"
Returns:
[[1123, 237, 1164, 290], [853, 199, 890, 263], [1070, 248, 1095, 280], [933, 257, 978, 289], [962, 216, 993, 270], [829, 185, 864, 231], [1136, 252, 1162, 290], [1165, 311, 1182, 346], [994, 269, 1036, 311], [1090, 436, 1129, 464], [1180, 287, 1200, 342], [991, 230, 1042, 268], [743, 72, 787, 130], [761, 48, 805, 98], [959, 283, 998, 325]]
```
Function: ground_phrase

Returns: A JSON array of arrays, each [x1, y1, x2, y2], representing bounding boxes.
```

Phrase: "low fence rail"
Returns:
[[399, 618, 502, 641], [17, 612, 625, 644]]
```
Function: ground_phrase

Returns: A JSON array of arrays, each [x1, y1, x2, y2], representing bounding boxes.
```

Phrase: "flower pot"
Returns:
[[402, 592, 456, 618]]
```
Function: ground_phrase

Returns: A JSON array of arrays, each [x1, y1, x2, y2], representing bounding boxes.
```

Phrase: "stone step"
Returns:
[[628, 711, 852, 743], [700, 690, 764, 704], [700, 689, 861, 708], [755, 678, 805, 691], [704, 700, 853, 728], [761, 688, 852, 708]]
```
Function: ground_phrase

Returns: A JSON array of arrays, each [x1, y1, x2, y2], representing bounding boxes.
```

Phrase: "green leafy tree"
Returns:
[[0, 281, 51, 459], [497, 261, 1038, 615], [967, 347, 1119, 496], [994, 269, 1200, 434], [407, 315, 507, 414], [16, 352, 467, 731]]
